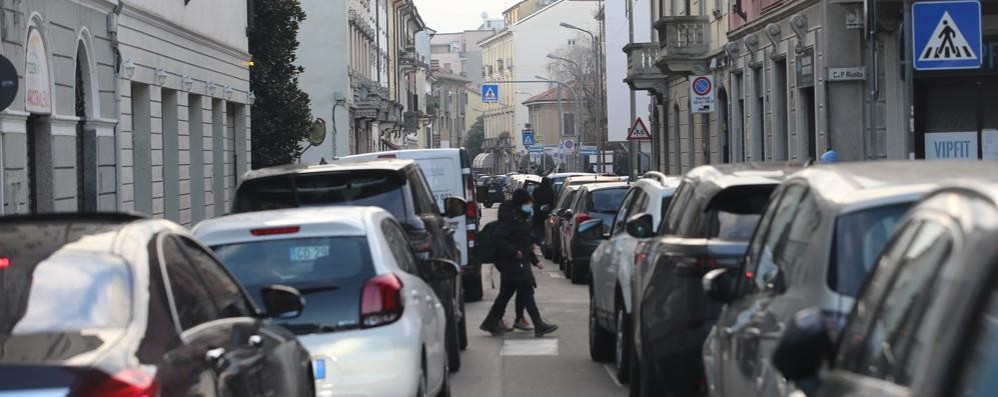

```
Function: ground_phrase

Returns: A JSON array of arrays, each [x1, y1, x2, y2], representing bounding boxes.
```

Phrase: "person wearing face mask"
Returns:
[[479, 188, 559, 337]]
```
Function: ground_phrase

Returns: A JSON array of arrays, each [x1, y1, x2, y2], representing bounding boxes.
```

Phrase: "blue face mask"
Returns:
[[521, 205, 534, 216]]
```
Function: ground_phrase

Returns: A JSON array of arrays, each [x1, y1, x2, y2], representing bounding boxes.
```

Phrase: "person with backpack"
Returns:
[[479, 189, 559, 337]]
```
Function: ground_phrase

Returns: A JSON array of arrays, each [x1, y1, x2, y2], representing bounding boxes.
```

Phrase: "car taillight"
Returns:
[[575, 212, 591, 225], [465, 175, 477, 219], [360, 273, 404, 328], [0, 257, 9, 269], [408, 230, 433, 253], [467, 230, 476, 248], [633, 242, 648, 269], [72, 368, 158, 397], [251, 226, 300, 236], [467, 201, 477, 219]]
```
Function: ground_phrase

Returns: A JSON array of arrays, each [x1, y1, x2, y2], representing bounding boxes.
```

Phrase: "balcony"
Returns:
[[653, 16, 710, 74], [623, 42, 668, 96]]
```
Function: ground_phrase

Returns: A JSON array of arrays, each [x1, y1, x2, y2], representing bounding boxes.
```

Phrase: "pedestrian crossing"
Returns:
[[500, 339, 559, 356]]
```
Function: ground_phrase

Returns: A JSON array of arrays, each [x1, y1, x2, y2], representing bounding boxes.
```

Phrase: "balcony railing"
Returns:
[[623, 42, 667, 95], [654, 16, 710, 73]]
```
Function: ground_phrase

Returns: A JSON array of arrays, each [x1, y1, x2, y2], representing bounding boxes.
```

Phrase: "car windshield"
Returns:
[[233, 171, 408, 219], [211, 236, 375, 334], [830, 203, 914, 296], [0, 222, 132, 335], [587, 188, 629, 213]]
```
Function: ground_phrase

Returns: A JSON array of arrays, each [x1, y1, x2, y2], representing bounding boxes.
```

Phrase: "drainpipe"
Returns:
[[902, 0, 914, 159], [110, 1, 124, 210], [867, 0, 879, 160]]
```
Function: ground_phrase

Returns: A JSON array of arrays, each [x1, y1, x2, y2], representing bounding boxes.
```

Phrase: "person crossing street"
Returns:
[[479, 188, 559, 338]]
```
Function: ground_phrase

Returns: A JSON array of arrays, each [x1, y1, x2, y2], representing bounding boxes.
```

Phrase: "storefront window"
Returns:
[[924, 84, 977, 133]]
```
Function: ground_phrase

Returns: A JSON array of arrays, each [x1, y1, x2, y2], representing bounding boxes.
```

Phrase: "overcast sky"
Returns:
[[412, 0, 511, 33]]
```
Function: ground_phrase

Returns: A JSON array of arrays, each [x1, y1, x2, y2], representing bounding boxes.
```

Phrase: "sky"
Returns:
[[412, 0, 512, 33]]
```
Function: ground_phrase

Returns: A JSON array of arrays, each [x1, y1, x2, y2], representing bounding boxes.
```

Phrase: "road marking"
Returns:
[[548, 272, 563, 278], [603, 364, 624, 387], [500, 339, 559, 356]]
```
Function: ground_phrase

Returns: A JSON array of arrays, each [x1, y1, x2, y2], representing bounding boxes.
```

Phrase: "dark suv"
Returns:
[[561, 182, 631, 284], [231, 160, 468, 371], [627, 163, 800, 397], [0, 214, 314, 396]]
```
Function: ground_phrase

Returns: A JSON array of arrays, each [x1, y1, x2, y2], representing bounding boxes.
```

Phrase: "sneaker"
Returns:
[[514, 319, 533, 331], [534, 322, 559, 338], [479, 322, 502, 336], [500, 320, 514, 332]]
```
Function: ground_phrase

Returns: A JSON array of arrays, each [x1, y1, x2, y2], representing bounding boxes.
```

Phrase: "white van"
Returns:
[[339, 148, 484, 301]]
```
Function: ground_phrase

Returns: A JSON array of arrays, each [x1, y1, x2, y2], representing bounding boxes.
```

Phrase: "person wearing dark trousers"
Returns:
[[480, 189, 559, 338]]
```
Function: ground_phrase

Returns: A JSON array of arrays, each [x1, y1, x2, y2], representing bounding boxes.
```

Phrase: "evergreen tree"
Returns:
[[465, 115, 485, 158], [249, 0, 312, 168]]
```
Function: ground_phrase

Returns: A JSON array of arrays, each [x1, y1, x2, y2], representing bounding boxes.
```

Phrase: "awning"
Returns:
[[473, 153, 495, 169]]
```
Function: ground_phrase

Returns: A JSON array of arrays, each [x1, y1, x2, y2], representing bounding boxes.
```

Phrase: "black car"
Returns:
[[0, 214, 314, 396], [772, 181, 998, 397], [230, 160, 468, 371], [545, 185, 582, 262], [627, 163, 800, 397], [561, 182, 631, 284], [479, 176, 507, 208]]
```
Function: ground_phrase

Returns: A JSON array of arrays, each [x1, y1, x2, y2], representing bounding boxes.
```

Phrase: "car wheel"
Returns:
[[589, 294, 614, 361], [484, 202, 493, 208], [542, 245, 552, 259], [629, 342, 641, 397], [446, 316, 462, 372], [437, 361, 451, 397], [614, 305, 631, 384], [570, 260, 586, 285], [563, 257, 571, 278], [464, 273, 483, 302], [458, 309, 468, 351], [637, 348, 663, 397]]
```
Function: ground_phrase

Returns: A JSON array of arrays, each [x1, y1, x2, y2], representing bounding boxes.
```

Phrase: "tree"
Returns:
[[465, 115, 485, 158], [546, 41, 600, 146], [249, 0, 313, 169]]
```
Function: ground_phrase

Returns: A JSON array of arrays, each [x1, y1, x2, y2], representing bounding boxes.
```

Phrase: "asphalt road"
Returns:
[[451, 207, 628, 397]]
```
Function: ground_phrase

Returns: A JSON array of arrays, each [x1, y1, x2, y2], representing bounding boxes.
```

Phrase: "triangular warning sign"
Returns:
[[919, 11, 977, 61], [484, 88, 497, 102], [627, 117, 651, 141]]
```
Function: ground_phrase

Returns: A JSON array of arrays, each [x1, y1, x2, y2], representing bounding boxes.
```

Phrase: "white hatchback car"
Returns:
[[194, 207, 454, 397]]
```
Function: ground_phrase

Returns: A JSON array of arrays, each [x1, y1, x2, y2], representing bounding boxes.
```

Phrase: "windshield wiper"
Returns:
[[296, 285, 340, 294]]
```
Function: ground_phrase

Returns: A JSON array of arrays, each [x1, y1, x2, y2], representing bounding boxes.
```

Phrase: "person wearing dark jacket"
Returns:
[[531, 177, 555, 244], [480, 189, 559, 337]]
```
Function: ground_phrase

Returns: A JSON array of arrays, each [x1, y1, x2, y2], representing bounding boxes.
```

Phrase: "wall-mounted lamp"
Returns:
[[224, 85, 233, 100], [155, 68, 168, 86], [248, 91, 256, 105], [181, 75, 194, 92], [122, 60, 136, 80], [206, 81, 216, 96]]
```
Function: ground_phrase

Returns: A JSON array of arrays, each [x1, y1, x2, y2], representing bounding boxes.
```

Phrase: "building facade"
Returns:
[[0, 0, 252, 227], [427, 70, 470, 148]]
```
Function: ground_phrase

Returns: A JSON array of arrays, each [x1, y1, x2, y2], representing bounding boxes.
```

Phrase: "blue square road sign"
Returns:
[[913, 0, 982, 70], [521, 130, 536, 147], [482, 84, 500, 103]]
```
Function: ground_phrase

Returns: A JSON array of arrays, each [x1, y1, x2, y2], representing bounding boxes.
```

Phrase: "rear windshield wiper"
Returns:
[[296, 285, 340, 294]]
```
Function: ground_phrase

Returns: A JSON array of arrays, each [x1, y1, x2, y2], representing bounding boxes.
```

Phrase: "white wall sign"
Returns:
[[689, 75, 715, 113], [24, 27, 51, 114], [828, 67, 866, 81], [983, 129, 998, 160], [925, 131, 978, 159]]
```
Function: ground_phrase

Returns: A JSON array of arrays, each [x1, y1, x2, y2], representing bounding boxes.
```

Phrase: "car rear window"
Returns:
[[233, 171, 408, 219], [830, 203, 913, 296], [587, 188, 629, 213], [210, 236, 375, 334], [0, 222, 132, 334], [706, 185, 776, 240]]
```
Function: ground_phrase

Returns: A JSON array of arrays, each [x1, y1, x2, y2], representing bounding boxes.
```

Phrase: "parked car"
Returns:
[[507, 174, 542, 199], [230, 160, 468, 371], [560, 182, 631, 284], [194, 207, 456, 397], [480, 175, 508, 208], [588, 172, 680, 383], [628, 163, 801, 397], [0, 213, 314, 396], [546, 172, 593, 196], [701, 161, 998, 397], [563, 174, 626, 189], [770, 179, 998, 397], [339, 148, 484, 303], [545, 184, 583, 262]]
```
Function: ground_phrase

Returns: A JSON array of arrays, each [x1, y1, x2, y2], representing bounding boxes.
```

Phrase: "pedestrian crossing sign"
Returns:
[[482, 84, 500, 103], [913, 1, 982, 71]]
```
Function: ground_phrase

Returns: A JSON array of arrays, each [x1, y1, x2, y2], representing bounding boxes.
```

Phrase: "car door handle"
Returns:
[[248, 335, 263, 348], [205, 347, 226, 364]]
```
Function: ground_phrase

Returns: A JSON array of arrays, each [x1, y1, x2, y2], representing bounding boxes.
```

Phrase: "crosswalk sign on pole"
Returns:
[[627, 117, 652, 141], [913, 1, 982, 70], [482, 84, 500, 103], [522, 130, 535, 147]]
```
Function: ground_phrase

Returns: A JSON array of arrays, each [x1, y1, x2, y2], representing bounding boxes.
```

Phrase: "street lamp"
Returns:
[[559, 22, 606, 173]]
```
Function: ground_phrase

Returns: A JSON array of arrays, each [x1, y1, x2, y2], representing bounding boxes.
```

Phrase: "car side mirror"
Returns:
[[260, 285, 305, 319], [772, 307, 832, 383], [625, 213, 655, 238], [443, 196, 467, 218], [576, 219, 605, 240], [702, 268, 738, 303], [425, 258, 460, 281]]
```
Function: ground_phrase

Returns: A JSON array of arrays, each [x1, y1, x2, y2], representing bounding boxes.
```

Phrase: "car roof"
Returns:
[[789, 161, 998, 207], [565, 175, 626, 183], [193, 207, 385, 244], [548, 172, 592, 179], [240, 159, 416, 182], [579, 182, 631, 192]]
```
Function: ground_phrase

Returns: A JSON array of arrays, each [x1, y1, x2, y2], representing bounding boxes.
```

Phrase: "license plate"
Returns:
[[313, 359, 326, 380], [290, 246, 330, 261]]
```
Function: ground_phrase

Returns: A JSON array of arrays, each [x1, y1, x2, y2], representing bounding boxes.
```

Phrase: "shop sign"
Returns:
[[828, 67, 866, 81], [925, 131, 978, 159], [983, 129, 998, 160], [24, 27, 51, 114]]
